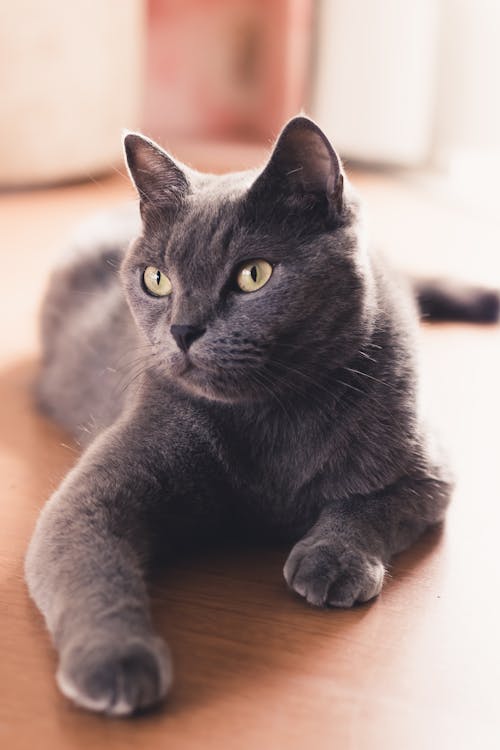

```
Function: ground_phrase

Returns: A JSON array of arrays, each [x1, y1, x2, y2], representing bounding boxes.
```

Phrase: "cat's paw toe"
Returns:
[[283, 539, 385, 608], [57, 635, 172, 716]]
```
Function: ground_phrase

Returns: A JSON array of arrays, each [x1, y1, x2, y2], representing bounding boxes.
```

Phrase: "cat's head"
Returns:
[[121, 116, 374, 403]]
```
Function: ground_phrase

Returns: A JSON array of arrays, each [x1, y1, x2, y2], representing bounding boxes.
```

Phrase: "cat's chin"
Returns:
[[165, 352, 266, 403], [181, 382, 247, 404], [170, 365, 259, 404], [176, 372, 253, 404]]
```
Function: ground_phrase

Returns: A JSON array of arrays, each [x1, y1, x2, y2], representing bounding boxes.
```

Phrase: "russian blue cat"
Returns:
[[26, 117, 494, 715]]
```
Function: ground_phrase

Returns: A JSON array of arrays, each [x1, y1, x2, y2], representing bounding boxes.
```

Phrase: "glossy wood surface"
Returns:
[[1, 160, 499, 749]]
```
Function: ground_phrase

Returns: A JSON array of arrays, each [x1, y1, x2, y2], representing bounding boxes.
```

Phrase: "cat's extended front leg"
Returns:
[[284, 471, 451, 608], [25, 416, 219, 715]]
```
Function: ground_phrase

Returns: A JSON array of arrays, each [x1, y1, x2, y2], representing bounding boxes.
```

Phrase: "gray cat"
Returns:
[[24, 117, 497, 716]]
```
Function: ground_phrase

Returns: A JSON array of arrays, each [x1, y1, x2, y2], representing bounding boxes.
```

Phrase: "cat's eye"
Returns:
[[236, 259, 273, 293], [143, 266, 172, 297]]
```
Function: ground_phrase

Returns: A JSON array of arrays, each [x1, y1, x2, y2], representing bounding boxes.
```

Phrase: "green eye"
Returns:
[[143, 266, 172, 297], [236, 259, 273, 293]]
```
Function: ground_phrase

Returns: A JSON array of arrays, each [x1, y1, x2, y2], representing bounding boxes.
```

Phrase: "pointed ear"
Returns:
[[123, 132, 189, 212], [249, 116, 344, 220]]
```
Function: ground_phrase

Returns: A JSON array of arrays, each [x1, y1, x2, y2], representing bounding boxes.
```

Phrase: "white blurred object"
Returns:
[[433, 0, 500, 171], [310, 0, 439, 166], [0, 0, 144, 187]]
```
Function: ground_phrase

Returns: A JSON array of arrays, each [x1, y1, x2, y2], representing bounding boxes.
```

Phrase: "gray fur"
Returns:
[[25, 117, 452, 716]]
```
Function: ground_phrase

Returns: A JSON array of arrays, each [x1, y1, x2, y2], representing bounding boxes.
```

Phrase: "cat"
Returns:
[[24, 116, 498, 717]]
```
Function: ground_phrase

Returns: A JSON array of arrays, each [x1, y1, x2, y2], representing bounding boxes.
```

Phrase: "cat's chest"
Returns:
[[222, 411, 338, 531]]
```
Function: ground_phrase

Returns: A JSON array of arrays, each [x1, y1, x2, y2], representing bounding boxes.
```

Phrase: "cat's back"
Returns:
[[37, 204, 142, 442]]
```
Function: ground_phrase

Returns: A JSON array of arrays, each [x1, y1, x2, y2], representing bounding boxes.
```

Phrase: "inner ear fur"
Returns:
[[123, 133, 190, 211], [249, 116, 344, 219]]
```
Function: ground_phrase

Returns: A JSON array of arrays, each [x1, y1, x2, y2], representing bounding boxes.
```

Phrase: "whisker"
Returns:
[[248, 370, 296, 432], [269, 357, 342, 404], [114, 364, 151, 399], [342, 366, 398, 392], [332, 378, 388, 412], [270, 357, 389, 413], [261, 361, 338, 425], [254, 369, 297, 429], [358, 349, 377, 363], [60, 442, 79, 455]]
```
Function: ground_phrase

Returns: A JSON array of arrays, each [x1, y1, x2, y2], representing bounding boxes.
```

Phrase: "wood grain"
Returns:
[[0, 166, 499, 749]]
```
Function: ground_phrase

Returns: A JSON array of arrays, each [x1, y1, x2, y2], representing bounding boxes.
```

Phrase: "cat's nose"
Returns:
[[170, 324, 206, 353]]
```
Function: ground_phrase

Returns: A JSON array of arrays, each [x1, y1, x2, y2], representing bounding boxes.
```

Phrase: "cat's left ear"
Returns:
[[123, 132, 189, 214], [248, 116, 344, 221]]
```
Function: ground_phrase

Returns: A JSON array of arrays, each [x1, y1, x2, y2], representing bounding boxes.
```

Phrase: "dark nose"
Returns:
[[170, 324, 206, 353]]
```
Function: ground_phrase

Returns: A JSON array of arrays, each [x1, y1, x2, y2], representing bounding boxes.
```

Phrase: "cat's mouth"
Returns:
[[167, 350, 259, 402], [168, 351, 195, 378]]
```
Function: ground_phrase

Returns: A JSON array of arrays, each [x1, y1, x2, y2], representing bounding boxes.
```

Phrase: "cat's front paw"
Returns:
[[283, 538, 385, 608], [57, 635, 172, 716]]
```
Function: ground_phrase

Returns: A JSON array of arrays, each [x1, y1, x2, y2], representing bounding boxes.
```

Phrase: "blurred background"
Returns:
[[0, 0, 499, 366], [2, 0, 500, 186], [1, 0, 500, 180]]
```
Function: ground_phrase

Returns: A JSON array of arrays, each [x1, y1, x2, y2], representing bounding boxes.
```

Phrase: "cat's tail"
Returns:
[[412, 278, 500, 323]]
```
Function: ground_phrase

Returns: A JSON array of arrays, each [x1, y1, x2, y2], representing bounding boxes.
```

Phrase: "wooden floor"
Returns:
[[0, 154, 499, 749]]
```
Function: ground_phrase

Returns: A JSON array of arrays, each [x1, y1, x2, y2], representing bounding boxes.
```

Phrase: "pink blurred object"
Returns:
[[144, 0, 313, 144]]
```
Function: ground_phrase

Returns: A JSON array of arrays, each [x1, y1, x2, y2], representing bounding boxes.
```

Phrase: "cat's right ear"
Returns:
[[123, 133, 189, 214], [246, 117, 345, 227]]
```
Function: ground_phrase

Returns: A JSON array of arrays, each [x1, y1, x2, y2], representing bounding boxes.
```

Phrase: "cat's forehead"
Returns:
[[164, 174, 255, 273]]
